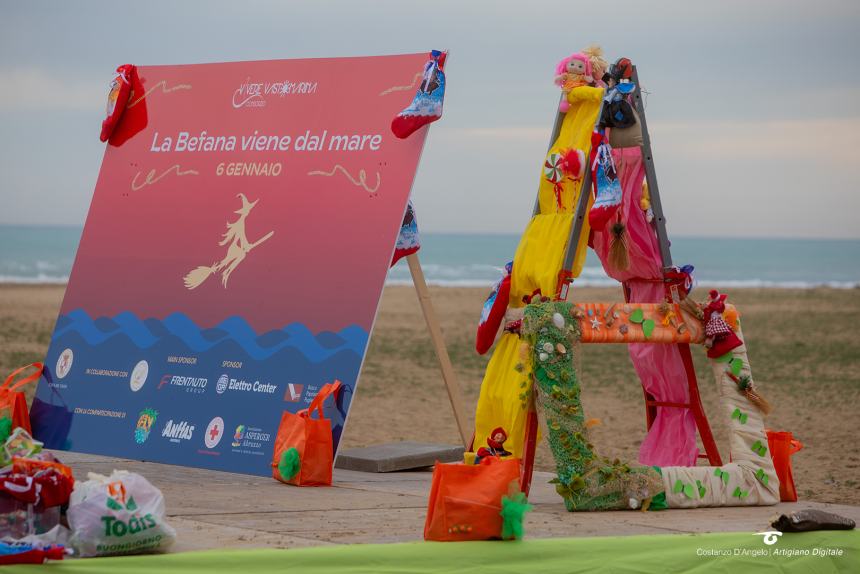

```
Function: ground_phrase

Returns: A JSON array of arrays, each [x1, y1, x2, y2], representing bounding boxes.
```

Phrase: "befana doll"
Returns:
[[554, 53, 593, 112], [582, 44, 609, 88]]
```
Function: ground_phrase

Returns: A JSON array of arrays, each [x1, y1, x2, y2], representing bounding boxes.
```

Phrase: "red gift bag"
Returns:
[[424, 457, 521, 541], [0, 363, 44, 434], [271, 380, 342, 486]]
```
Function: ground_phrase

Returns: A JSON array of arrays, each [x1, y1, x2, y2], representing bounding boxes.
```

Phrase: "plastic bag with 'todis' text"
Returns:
[[67, 470, 176, 557]]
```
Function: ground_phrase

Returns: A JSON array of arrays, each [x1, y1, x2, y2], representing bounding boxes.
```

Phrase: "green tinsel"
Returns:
[[278, 447, 301, 481], [0, 417, 12, 444], [522, 301, 664, 512], [647, 467, 667, 510], [500, 492, 533, 540], [648, 491, 668, 511]]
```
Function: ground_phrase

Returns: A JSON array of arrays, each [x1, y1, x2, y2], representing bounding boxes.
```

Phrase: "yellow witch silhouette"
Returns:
[[183, 193, 274, 290]]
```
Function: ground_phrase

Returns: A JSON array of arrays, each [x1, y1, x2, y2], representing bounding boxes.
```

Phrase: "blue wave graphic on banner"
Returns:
[[55, 309, 368, 362], [34, 309, 369, 475]]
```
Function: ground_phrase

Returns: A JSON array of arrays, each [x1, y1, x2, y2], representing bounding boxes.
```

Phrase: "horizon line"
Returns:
[[1, 222, 858, 243]]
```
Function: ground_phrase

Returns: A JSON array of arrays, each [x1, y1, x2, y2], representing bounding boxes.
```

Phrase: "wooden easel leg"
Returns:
[[678, 343, 723, 466], [406, 253, 470, 448]]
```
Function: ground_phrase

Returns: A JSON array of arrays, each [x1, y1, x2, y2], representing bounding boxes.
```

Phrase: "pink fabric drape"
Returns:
[[590, 146, 698, 467]]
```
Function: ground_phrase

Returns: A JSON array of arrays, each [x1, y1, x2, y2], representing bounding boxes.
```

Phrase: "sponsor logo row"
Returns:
[[134, 410, 272, 456], [55, 349, 302, 402]]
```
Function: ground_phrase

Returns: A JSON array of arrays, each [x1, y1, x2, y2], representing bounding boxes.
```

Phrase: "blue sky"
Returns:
[[1, 0, 858, 238]]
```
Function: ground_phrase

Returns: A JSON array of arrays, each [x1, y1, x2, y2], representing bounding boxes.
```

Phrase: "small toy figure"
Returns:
[[603, 56, 634, 86], [703, 289, 744, 358], [640, 180, 654, 222], [663, 264, 696, 298], [475, 427, 512, 464], [600, 57, 637, 130], [554, 53, 593, 112], [582, 45, 609, 88]]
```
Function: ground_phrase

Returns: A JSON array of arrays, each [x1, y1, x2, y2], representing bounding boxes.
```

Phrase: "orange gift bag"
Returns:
[[767, 429, 803, 502], [424, 457, 530, 542], [271, 380, 342, 487], [0, 363, 44, 434]]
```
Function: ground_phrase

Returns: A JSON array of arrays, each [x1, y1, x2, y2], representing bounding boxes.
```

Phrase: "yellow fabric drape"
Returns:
[[511, 213, 576, 300], [470, 85, 603, 460], [538, 86, 604, 215]]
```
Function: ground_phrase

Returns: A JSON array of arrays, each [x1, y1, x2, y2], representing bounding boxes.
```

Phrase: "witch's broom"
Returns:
[[608, 214, 630, 272], [183, 230, 274, 290], [183, 263, 218, 290]]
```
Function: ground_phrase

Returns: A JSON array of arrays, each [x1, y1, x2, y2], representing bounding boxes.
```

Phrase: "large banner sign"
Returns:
[[31, 53, 431, 476]]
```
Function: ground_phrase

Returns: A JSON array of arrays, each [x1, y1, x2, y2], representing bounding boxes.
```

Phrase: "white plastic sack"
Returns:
[[67, 470, 176, 557]]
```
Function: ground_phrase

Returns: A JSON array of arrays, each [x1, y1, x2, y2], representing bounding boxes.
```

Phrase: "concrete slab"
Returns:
[[335, 441, 464, 472], [167, 516, 332, 552], [59, 453, 428, 515], [334, 468, 434, 482], [48, 451, 860, 553], [191, 507, 428, 545]]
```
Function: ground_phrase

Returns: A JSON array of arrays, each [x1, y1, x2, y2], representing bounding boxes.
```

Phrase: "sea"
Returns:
[[1, 225, 858, 289]]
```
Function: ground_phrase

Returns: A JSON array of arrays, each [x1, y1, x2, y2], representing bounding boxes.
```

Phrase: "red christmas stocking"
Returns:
[[475, 262, 512, 354], [100, 64, 135, 142], [588, 135, 623, 230], [391, 51, 446, 139], [390, 201, 420, 267]]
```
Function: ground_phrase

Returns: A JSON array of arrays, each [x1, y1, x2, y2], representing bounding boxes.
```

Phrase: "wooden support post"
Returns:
[[406, 253, 470, 448]]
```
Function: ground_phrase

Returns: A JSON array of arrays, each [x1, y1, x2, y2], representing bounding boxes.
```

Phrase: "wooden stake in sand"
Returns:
[[406, 253, 470, 447]]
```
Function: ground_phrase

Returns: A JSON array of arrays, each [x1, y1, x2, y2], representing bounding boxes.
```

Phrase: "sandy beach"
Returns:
[[2, 283, 858, 505]]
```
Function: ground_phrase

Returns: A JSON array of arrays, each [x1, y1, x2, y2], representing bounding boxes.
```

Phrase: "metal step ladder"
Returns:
[[520, 64, 721, 494]]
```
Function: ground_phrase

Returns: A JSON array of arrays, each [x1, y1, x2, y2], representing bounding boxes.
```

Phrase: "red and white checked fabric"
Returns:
[[705, 315, 734, 338]]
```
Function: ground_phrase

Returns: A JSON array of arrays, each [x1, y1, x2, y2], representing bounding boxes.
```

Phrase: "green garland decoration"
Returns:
[[647, 466, 668, 510], [649, 491, 668, 510], [0, 417, 12, 444], [521, 301, 665, 512], [277, 447, 301, 481]]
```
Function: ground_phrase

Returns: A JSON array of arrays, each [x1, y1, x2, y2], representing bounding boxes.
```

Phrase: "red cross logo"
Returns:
[[204, 416, 225, 449]]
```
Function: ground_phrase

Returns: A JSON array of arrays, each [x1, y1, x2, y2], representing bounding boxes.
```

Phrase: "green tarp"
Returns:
[[9, 530, 859, 573]]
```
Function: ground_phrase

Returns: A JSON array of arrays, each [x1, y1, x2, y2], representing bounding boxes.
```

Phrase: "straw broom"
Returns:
[[183, 264, 218, 290]]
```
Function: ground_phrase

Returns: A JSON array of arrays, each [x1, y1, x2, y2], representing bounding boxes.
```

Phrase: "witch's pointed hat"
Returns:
[[234, 193, 259, 216]]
